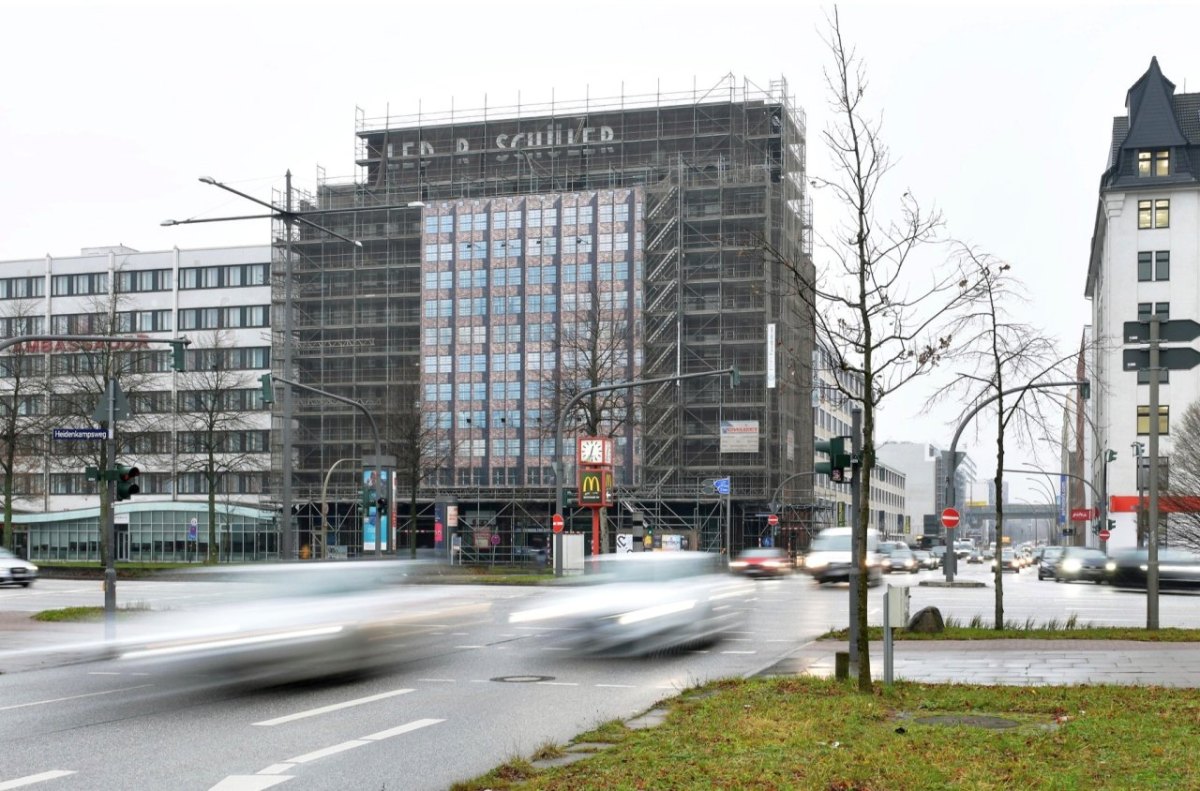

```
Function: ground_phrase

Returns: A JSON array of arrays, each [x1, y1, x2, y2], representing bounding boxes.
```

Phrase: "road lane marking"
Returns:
[[595, 684, 635, 688], [536, 681, 578, 686], [207, 776, 292, 790], [0, 685, 154, 712], [720, 650, 757, 655], [253, 689, 413, 727], [0, 771, 76, 790], [417, 678, 456, 682], [282, 719, 444, 765]]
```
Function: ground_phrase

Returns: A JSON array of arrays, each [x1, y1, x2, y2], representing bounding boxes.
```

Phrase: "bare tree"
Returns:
[[929, 246, 1070, 629], [0, 300, 49, 552], [765, 10, 985, 691], [44, 292, 166, 568], [1162, 400, 1200, 552], [539, 284, 638, 551], [380, 387, 449, 559], [175, 331, 265, 564]]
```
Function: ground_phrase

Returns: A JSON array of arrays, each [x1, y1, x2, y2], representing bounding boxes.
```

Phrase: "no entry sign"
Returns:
[[940, 507, 961, 529]]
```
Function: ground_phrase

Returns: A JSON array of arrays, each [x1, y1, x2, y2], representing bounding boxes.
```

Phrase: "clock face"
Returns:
[[580, 439, 604, 463]]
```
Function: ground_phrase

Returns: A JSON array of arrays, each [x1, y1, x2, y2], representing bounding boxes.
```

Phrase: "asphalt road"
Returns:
[[1, 566, 1196, 790]]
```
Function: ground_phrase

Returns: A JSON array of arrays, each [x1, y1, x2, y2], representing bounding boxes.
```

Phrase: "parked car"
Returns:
[[729, 547, 792, 578], [1037, 546, 1065, 580], [803, 527, 883, 586], [0, 548, 37, 587], [991, 548, 1021, 573], [1108, 548, 1200, 589], [912, 550, 937, 570], [1054, 547, 1111, 583]]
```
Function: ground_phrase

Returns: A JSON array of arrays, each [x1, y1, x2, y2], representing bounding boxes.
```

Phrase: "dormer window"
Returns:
[[1138, 149, 1170, 177]]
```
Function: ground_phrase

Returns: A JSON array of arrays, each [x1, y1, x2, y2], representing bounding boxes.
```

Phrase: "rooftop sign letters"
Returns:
[[387, 121, 617, 161]]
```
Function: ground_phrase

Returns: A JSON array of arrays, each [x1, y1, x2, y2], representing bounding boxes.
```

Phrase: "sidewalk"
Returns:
[[762, 638, 1200, 687]]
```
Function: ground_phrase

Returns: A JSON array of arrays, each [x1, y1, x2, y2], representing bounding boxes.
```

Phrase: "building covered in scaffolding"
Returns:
[[274, 76, 816, 559]]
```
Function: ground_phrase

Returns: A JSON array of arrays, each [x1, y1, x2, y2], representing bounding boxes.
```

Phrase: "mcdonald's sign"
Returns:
[[578, 468, 607, 507]]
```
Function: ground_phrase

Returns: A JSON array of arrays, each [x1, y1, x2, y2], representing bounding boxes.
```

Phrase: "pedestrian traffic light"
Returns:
[[729, 367, 741, 388], [260, 374, 274, 405], [376, 497, 388, 512], [116, 465, 140, 501], [815, 436, 852, 482]]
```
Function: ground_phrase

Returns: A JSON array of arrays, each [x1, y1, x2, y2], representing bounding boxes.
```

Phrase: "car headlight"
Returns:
[[1062, 559, 1082, 572], [1106, 561, 1116, 571], [730, 561, 748, 568], [763, 560, 784, 568], [807, 558, 828, 569]]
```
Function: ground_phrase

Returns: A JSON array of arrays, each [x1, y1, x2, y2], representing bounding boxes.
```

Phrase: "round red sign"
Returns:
[[1099, 529, 1111, 541], [552, 514, 564, 533], [767, 514, 779, 526], [940, 507, 960, 529]]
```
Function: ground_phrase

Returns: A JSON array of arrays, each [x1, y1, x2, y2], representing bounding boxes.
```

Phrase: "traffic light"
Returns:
[[169, 340, 186, 372], [815, 436, 853, 482], [260, 374, 274, 405], [376, 497, 388, 512], [116, 465, 140, 501], [729, 367, 741, 388], [1105, 449, 1118, 463]]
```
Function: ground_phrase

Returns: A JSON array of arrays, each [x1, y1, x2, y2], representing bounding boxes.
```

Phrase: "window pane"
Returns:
[[1138, 252, 1152, 281], [1138, 200, 1152, 229], [1156, 150, 1170, 177], [1155, 199, 1170, 228], [1138, 151, 1151, 177], [1156, 251, 1170, 281]]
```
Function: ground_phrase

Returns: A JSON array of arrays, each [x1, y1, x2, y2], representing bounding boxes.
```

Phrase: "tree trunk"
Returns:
[[409, 481, 418, 559], [207, 461, 218, 564], [994, 406, 1005, 629]]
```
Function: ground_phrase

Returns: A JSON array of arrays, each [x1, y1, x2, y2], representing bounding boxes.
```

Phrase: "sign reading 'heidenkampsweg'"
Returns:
[[53, 428, 108, 440]]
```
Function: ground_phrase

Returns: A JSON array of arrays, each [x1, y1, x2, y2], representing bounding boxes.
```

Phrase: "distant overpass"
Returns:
[[962, 503, 1063, 521]]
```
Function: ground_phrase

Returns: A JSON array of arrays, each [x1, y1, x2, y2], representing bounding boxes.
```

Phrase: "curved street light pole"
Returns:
[[944, 379, 1089, 582]]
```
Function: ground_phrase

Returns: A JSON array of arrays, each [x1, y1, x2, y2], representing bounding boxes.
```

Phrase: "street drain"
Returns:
[[491, 675, 555, 683], [913, 714, 1021, 729]]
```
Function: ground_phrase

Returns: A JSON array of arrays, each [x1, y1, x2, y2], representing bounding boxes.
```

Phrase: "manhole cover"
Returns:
[[491, 675, 554, 683], [914, 714, 1021, 730]]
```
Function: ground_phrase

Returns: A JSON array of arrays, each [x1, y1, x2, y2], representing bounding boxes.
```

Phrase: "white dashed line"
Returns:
[[595, 684, 635, 688], [0, 770, 77, 790], [0, 685, 154, 712], [416, 678, 456, 683], [253, 689, 413, 727], [536, 681, 578, 686], [720, 650, 758, 655]]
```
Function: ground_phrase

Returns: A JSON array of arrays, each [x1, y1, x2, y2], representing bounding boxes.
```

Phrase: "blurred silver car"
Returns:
[[111, 561, 488, 684], [509, 552, 754, 657], [0, 548, 37, 587]]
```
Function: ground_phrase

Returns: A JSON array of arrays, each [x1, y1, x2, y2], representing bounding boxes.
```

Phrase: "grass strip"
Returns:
[[453, 676, 1200, 790], [32, 605, 150, 622]]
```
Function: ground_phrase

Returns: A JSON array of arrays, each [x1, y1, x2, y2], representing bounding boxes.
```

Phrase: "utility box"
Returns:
[[886, 585, 910, 626]]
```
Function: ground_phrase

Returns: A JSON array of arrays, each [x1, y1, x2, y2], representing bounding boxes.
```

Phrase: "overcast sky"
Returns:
[[4, 1, 1198, 502]]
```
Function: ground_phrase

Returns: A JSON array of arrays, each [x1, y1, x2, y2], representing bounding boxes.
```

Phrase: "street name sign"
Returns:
[[1122, 346, 1200, 372], [1123, 319, 1200, 344], [53, 428, 107, 440]]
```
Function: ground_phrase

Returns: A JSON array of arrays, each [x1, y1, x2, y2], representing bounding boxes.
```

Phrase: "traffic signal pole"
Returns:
[[103, 380, 117, 640]]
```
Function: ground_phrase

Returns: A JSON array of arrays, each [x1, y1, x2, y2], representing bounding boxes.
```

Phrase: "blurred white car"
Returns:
[[110, 561, 487, 684], [509, 552, 754, 657], [0, 548, 37, 587]]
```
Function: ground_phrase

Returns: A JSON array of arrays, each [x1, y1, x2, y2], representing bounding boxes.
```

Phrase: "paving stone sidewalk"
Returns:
[[762, 639, 1200, 687]]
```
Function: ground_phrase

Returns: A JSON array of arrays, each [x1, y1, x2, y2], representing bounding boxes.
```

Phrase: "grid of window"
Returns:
[[179, 263, 268, 289], [1137, 199, 1170, 229], [0, 276, 44, 300], [423, 355, 453, 373], [528, 237, 558, 256], [456, 269, 487, 289], [494, 268, 522, 287], [424, 326, 452, 346], [117, 309, 173, 333], [117, 269, 173, 293], [492, 239, 522, 258], [1136, 405, 1169, 435], [490, 381, 521, 400], [424, 215, 454, 234], [0, 315, 44, 336], [1137, 302, 1170, 322], [186, 347, 270, 371], [457, 212, 487, 232], [178, 305, 269, 330], [424, 271, 453, 290], [52, 272, 108, 296], [177, 388, 267, 411], [1138, 150, 1170, 178], [177, 430, 270, 454], [424, 383, 452, 401]]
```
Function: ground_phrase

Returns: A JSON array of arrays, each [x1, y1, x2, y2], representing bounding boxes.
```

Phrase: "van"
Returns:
[[802, 527, 883, 586]]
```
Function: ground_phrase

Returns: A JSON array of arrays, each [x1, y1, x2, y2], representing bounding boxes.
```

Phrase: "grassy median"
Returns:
[[454, 676, 1200, 790], [821, 615, 1200, 642]]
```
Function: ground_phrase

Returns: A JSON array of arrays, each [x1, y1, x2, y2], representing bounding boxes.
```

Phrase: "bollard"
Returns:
[[835, 651, 850, 680]]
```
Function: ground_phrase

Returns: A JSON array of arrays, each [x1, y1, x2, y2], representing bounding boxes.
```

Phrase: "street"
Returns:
[[0, 566, 1197, 790]]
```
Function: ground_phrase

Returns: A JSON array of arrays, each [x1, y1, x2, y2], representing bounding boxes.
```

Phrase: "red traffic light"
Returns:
[[120, 466, 141, 482]]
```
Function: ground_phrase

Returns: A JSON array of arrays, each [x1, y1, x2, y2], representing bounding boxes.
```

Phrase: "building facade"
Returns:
[[0, 245, 277, 561], [273, 76, 815, 556], [1086, 57, 1200, 550], [877, 442, 975, 544]]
